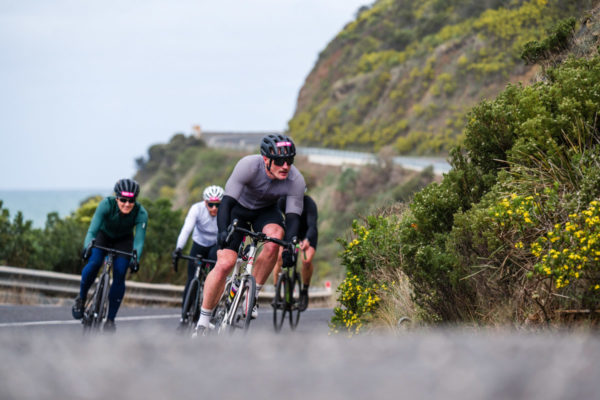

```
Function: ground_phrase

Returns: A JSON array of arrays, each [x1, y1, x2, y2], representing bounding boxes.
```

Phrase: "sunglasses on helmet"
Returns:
[[272, 156, 294, 166], [118, 197, 135, 204]]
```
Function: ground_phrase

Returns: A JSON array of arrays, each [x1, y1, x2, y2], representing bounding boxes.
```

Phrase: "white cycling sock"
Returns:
[[256, 284, 263, 294], [197, 307, 213, 328]]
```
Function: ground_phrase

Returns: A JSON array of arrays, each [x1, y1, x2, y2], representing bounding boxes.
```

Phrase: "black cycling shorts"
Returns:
[[223, 203, 284, 251]]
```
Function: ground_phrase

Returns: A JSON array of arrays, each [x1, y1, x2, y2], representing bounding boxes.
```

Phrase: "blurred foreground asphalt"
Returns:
[[1, 304, 599, 399]]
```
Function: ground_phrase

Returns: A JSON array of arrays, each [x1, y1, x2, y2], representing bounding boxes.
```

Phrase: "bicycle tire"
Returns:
[[227, 275, 256, 334], [273, 273, 288, 332], [181, 279, 199, 331], [97, 273, 110, 329], [289, 271, 301, 330], [83, 275, 106, 333]]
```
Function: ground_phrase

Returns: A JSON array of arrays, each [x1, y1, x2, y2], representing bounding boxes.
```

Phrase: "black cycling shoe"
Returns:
[[103, 319, 116, 333], [299, 289, 309, 312], [71, 296, 83, 320]]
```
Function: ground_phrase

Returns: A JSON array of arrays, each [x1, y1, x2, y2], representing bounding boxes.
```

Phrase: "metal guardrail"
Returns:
[[0, 266, 334, 308]]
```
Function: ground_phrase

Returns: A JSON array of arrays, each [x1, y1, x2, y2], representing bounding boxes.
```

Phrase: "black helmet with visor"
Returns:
[[114, 178, 140, 202], [260, 134, 296, 168]]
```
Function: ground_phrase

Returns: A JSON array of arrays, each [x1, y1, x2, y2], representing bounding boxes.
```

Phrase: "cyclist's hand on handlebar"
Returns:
[[281, 249, 296, 268], [171, 248, 182, 272], [129, 250, 139, 273], [220, 219, 239, 247], [81, 240, 95, 261], [217, 231, 229, 248], [129, 258, 139, 273]]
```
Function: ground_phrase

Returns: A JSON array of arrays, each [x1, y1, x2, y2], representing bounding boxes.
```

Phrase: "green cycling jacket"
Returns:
[[83, 196, 148, 258]]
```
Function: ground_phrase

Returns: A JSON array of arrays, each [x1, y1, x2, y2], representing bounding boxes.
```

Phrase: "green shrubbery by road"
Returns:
[[0, 196, 185, 285]]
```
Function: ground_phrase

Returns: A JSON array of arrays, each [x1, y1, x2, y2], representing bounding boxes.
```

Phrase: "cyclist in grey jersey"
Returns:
[[224, 154, 305, 212], [195, 134, 305, 333]]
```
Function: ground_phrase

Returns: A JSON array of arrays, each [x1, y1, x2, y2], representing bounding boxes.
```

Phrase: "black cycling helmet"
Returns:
[[114, 178, 140, 199], [260, 134, 296, 159]]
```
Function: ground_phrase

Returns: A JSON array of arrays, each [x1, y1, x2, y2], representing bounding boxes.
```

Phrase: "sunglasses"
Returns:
[[272, 156, 294, 166], [118, 197, 135, 204], [207, 202, 220, 208]]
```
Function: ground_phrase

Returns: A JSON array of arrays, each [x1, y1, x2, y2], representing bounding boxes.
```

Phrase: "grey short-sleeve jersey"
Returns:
[[225, 155, 305, 215]]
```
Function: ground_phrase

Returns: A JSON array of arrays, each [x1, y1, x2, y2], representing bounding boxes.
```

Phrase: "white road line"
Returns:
[[0, 314, 179, 328]]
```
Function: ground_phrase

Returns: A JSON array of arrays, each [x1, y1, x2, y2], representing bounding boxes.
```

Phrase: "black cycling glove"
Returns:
[[129, 250, 139, 273], [217, 231, 230, 248], [129, 258, 139, 273]]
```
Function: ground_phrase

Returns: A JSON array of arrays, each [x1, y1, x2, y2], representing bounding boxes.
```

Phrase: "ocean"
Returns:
[[0, 189, 109, 228]]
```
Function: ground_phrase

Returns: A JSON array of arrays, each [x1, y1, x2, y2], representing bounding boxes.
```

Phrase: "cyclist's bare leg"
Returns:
[[253, 223, 284, 286], [301, 246, 316, 286], [200, 249, 237, 310], [272, 247, 284, 286]]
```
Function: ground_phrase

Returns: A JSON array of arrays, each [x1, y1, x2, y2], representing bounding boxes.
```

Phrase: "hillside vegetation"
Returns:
[[332, 4, 600, 334], [289, 0, 595, 155]]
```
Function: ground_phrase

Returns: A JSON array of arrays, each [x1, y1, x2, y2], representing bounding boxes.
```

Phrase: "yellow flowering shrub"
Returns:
[[331, 216, 401, 334], [330, 273, 387, 336], [532, 200, 600, 306]]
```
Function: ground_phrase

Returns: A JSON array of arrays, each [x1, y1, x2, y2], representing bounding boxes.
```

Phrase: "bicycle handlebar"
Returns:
[[90, 241, 137, 260], [174, 254, 216, 265], [172, 252, 216, 272], [227, 219, 296, 250]]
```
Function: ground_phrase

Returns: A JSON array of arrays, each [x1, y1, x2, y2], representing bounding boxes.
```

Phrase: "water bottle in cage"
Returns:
[[229, 279, 239, 301]]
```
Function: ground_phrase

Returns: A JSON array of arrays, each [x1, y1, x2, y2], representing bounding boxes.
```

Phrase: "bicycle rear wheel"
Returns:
[[272, 273, 288, 332], [289, 271, 301, 330], [227, 275, 256, 334]]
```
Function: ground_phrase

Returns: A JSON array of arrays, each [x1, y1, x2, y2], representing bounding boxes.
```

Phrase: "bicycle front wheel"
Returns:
[[83, 273, 108, 334], [181, 279, 200, 332], [289, 271, 301, 330], [97, 273, 110, 329], [227, 275, 256, 334], [273, 273, 288, 333]]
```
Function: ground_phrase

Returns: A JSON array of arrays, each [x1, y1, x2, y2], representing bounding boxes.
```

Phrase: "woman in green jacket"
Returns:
[[71, 178, 148, 332]]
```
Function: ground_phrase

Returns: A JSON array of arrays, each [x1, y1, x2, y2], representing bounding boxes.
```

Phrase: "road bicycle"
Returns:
[[81, 241, 137, 334], [272, 243, 302, 333], [172, 253, 216, 334], [208, 219, 291, 335]]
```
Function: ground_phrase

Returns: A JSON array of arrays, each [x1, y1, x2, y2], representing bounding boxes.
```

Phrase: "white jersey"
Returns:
[[175, 202, 218, 249]]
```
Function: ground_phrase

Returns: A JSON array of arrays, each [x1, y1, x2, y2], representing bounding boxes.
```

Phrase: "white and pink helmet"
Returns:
[[203, 185, 224, 202]]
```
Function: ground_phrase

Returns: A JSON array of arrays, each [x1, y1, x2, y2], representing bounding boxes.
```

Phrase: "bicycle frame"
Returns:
[[216, 238, 257, 333], [212, 219, 291, 334]]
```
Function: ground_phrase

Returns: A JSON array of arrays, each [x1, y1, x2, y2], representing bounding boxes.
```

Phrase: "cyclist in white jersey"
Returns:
[[195, 134, 305, 333], [173, 185, 224, 327]]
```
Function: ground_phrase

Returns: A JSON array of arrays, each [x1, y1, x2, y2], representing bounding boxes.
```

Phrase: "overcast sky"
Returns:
[[0, 0, 368, 190]]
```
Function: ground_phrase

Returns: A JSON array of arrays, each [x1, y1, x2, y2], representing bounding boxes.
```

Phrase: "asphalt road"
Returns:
[[1, 304, 599, 400]]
